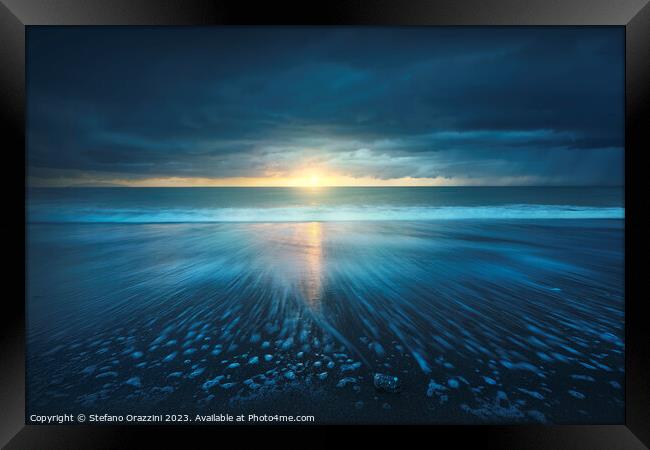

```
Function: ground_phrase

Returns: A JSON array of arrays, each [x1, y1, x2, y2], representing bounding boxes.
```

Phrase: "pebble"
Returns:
[[373, 373, 401, 393]]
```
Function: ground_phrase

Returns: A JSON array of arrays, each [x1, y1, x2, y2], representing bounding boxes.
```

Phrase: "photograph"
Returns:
[[25, 26, 625, 425]]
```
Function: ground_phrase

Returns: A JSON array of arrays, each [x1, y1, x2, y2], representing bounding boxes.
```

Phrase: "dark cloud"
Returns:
[[27, 27, 624, 184]]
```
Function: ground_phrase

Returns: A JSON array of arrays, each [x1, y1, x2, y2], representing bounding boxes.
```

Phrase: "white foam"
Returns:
[[29, 204, 625, 223]]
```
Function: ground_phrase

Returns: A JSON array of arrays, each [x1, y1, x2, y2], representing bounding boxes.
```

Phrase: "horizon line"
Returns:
[[27, 184, 625, 188]]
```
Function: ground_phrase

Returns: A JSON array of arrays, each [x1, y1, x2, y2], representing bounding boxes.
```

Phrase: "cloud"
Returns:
[[27, 27, 624, 186]]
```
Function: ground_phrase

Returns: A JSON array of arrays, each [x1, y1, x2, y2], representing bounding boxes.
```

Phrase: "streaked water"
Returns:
[[26, 187, 624, 424]]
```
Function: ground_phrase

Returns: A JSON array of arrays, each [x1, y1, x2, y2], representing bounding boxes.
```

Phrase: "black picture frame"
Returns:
[[1, 0, 648, 448]]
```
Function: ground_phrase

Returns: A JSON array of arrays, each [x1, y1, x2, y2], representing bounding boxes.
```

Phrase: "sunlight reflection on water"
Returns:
[[27, 220, 625, 423]]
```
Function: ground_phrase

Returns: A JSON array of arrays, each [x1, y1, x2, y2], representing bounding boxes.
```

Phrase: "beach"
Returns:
[[26, 189, 625, 423]]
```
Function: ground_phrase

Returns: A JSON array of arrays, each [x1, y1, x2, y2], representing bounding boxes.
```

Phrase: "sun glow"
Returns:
[[31, 169, 489, 187], [289, 170, 324, 188]]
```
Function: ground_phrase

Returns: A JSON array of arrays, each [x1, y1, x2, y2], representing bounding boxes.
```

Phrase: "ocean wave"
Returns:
[[28, 204, 625, 223]]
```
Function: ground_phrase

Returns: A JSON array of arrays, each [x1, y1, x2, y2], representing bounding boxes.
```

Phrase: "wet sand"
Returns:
[[27, 220, 624, 424]]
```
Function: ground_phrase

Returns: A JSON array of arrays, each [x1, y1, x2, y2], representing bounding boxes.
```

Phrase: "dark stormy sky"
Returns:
[[27, 27, 624, 186]]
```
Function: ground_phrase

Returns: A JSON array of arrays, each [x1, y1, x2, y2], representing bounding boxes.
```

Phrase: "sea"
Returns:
[[26, 186, 625, 424]]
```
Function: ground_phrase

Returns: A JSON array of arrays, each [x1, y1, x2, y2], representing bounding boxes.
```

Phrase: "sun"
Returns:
[[290, 169, 326, 187]]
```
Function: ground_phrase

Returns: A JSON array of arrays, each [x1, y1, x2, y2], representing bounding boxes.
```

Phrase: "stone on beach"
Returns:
[[373, 373, 401, 393], [125, 376, 141, 388], [336, 377, 358, 388]]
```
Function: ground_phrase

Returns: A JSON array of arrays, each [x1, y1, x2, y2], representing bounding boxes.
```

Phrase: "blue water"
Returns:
[[28, 187, 624, 223], [26, 187, 624, 424]]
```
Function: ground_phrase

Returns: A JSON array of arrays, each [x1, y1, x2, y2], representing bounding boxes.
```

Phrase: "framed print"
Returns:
[[1, 0, 649, 448]]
